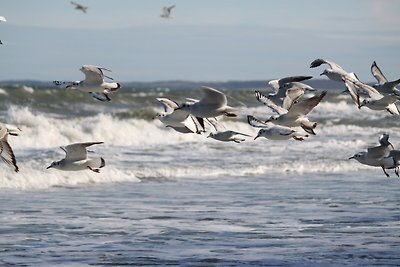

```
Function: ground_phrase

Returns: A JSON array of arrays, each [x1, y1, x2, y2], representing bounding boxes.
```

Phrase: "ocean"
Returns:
[[0, 82, 399, 266]]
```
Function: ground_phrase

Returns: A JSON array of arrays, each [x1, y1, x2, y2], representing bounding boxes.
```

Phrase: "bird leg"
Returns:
[[395, 167, 399, 178], [381, 166, 390, 177]]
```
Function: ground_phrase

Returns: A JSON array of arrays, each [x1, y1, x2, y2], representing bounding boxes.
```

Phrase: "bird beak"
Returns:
[[46, 165, 52, 169], [319, 72, 324, 76], [254, 134, 260, 140], [348, 156, 355, 160]]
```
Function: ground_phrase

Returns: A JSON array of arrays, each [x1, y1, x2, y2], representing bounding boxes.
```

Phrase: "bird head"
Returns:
[[254, 129, 265, 140], [46, 161, 60, 170]]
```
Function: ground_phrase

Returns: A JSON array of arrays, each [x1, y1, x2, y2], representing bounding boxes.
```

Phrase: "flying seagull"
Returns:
[[47, 142, 105, 172], [160, 5, 175, 19], [71, 1, 88, 13]]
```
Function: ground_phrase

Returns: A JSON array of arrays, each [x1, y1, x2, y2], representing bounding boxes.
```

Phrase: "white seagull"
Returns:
[[206, 118, 251, 143], [310, 58, 359, 82], [0, 16, 6, 45], [54, 65, 121, 101], [160, 5, 175, 18], [71, 1, 88, 13], [267, 75, 314, 106], [0, 122, 19, 172], [349, 133, 396, 177], [178, 86, 237, 118], [370, 61, 400, 95], [155, 97, 204, 134], [255, 90, 326, 135], [344, 78, 400, 115], [248, 115, 308, 141], [47, 142, 105, 172]]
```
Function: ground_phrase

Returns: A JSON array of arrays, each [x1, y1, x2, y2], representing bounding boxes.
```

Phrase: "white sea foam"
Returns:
[[22, 85, 34, 93], [0, 165, 140, 190], [0, 87, 8, 95]]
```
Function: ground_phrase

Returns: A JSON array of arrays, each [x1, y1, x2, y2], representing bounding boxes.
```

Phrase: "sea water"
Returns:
[[0, 83, 399, 266]]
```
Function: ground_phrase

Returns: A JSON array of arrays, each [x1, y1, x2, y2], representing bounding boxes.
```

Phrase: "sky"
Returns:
[[0, 0, 399, 82]]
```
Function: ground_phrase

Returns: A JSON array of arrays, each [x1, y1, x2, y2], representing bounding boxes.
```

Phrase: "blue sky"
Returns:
[[0, 0, 399, 82]]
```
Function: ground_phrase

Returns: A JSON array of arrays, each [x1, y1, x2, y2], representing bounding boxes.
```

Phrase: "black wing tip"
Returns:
[[100, 157, 106, 168], [310, 58, 322, 68]]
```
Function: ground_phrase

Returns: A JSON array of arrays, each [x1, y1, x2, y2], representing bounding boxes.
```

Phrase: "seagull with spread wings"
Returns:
[[255, 90, 326, 135], [71, 1, 88, 13], [54, 65, 121, 101], [47, 142, 105, 173]]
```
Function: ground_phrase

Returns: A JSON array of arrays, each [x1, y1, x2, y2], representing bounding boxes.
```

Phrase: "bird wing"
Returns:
[[227, 130, 252, 137], [62, 142, 103, 161], [90, 92, 111, 102], [367, 145, 392, 159], [0, 140, 19, 172], [310, 58, 344, 71], [285, 81, 315, 91], [371, 61, 388, 84], [287, 91, 327, 117], [80, 65, 108, 84], [199, 86, 227, 106], [277, 75, 313, 88], [0, 16, 6, 22], [268, 80, 280, 92], [386, 103, 400, 115], [0, 123, 7, 140], [255, 90, 287, 115], [282, 88, 306, 110], [379, 133, 393, 148], [343, 79, 361, 107], [353, 80, 381, 100], [156, 98, 179, 113], [167, 5, 176, 12], [247, 115, 272, 128], [169, 109, 191, 122], [207, 118, 225, 132], [384, 79, 400, 91]]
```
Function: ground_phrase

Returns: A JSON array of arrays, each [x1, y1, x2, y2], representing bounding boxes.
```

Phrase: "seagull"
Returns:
[[71, 1, 88, 13], [344, 78, 400, 115], [370, 61, 400, 95], [0, 122, 19, 172], [349, 133, 396, 177], [177, 86, 237, 118], [267, 75, 314, 106], [155, 97, 204, 134], [310, 58, 359, 82], [47, 142, 105, 172], [160, 5, 175, 18], [0, 16, 6, 45], [54, 65, 121, 101], [248, 115, 308, 141], [206, 118, 251, 143], [255, 90, 327, 135]]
